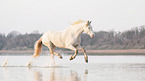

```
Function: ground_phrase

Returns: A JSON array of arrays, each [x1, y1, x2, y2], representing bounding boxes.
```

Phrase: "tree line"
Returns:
[[0, 25, 145, 50]]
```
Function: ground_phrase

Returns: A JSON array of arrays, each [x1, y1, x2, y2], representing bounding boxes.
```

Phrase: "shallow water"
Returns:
[[0, 55, 145, 81]]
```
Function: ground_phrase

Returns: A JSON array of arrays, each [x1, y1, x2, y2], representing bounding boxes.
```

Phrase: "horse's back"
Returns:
[[42, 31, 66, 48]]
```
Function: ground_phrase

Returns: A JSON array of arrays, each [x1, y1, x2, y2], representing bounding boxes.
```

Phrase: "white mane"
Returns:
[[70, 20, 85, 26]]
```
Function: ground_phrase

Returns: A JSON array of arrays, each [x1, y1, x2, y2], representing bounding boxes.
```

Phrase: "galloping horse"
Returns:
[[33, 20, 95, 63]]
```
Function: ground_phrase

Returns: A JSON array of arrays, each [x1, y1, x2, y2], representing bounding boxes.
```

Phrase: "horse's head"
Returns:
[[83, 21, 95, 38]]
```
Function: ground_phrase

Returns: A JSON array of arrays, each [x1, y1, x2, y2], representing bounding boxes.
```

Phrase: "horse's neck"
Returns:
[[69, 24, 84, 38]]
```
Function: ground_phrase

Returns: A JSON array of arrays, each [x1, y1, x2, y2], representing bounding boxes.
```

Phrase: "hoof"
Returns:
[[85, 58, 88, 63], [59, 55, 63, 59], [85, 57, 88, 63], [70, 55, 73, 60]]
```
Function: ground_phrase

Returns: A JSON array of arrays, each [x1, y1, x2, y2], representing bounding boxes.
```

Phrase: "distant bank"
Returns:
[[0, 49, 145, 56]]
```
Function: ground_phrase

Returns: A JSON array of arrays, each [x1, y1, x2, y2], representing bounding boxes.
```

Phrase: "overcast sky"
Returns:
[[0, 0, 145, 34]]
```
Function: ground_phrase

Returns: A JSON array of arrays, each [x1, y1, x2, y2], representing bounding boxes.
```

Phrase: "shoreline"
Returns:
[[0, 49, 145, 55]]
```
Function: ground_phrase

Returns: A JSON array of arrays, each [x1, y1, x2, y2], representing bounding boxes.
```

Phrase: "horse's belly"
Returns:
[[52, 41, 65, 48]]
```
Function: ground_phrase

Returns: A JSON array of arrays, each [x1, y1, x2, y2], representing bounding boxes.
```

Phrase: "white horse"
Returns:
[[33, 20, 95, 63]]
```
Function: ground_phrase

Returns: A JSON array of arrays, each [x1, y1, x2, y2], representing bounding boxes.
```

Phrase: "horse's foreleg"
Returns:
[[70, 49, 78, 60], [68, 45, 78, 60], [82, 49, 88, 63], [77, 45, 88, 63]]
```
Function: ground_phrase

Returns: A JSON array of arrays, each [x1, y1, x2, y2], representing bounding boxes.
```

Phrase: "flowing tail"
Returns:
[[33, 36, 42, 58]]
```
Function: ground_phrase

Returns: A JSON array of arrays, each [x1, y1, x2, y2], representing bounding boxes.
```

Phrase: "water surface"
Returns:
[[0, 55, 145, 81]]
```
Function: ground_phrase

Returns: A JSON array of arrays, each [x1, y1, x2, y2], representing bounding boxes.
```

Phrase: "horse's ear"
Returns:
[[86, 20, 91, 25], [87, 21, 90, 25], [87, 21, 89, 24], [89, 21, 92, 24]]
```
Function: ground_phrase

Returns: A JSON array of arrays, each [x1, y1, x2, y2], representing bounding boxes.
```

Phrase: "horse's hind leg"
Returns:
[[46, 42, 63, 59], [52, 46, 63, 59], [50, 54, 55, 65]]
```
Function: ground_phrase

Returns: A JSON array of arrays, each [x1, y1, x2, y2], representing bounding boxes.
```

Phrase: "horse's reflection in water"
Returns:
[[33, 71, 42, 81], [32, 68, 87, 81], [49, 68, 56, 81], [69, 70, 81, 81]]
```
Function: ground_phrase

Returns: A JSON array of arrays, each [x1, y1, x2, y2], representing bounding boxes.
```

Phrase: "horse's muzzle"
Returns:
[[91, 34, 95, 38]]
